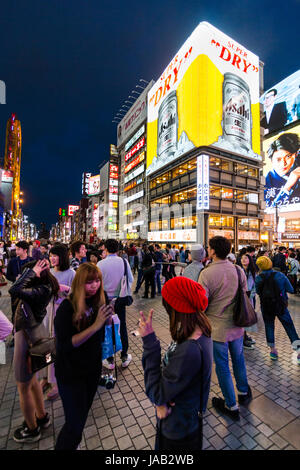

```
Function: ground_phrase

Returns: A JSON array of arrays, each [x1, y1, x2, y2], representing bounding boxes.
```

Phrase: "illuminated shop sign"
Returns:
[[109, 179, 118, 187], [147, 21, 261, 176], [148, 229, 197, 242], [125, 137, 145, 162], [1, 170, 13, 183], [110, 194, 118, 201], [109, 186, 118, 194], [124, 164, 145, 183], [238, 231, 259, 240], [124, 190, 144, 204], [109, 164, 119, 179], [197, 154, 210, 210], [125, 125, 145, 152], [68, 205, 79, 217], [124, 152, 145, 174], [93, 204, 99, 229], [82, 172, 91, 195], [208, 229, 234, 239]]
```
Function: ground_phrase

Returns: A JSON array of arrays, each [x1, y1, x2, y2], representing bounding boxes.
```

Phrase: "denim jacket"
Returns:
[[255, 269, 294, 301]]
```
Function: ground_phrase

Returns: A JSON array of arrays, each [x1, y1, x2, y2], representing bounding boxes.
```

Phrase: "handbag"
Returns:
[[19, 300, 56, 374], [233, 266, 258, 327], [102, 314, 122, 360], [115, 258, 133, 308]]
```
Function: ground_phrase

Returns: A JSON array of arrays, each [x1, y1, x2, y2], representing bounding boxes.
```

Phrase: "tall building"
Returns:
[[4, 113, 22, 240], [146, 22, 264, 250]]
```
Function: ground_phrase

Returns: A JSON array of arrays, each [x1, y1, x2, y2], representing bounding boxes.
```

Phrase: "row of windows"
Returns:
[[149, 215, 260, 231], [150, 186, 259, 208], [149, 157, 259, 189], [210, 186, 259, 204]]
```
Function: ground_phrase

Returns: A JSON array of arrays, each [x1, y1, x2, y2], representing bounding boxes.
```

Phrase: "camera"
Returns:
[[99, 374, 116, 390]]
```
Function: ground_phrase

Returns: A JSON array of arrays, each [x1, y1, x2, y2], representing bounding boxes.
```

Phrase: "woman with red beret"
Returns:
[[138, 276, 213, 451]]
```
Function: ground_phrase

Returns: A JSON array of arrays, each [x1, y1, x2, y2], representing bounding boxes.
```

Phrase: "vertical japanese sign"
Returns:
[[197, 154, 210, 210]]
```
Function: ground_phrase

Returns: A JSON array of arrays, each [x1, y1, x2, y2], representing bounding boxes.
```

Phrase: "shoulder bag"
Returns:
[[115, 258, 133, 308], [233, 266, 258, 327], [18, 300, 56, 374]]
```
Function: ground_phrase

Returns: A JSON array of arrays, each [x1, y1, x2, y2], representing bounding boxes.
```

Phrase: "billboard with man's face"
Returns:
[[263, 124, 300, 213], [146, 21, 261, 176], [260, 70, 300, 136]]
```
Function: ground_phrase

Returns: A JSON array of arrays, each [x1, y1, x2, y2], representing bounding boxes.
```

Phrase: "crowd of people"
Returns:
[[0, 236, 299, 451]]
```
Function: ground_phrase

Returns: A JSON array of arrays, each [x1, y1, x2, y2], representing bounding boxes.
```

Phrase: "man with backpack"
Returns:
[[255, 256, 300, 364]]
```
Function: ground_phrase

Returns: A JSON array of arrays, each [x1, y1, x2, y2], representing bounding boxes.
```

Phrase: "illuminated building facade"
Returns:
[[4, 113, 22, 240]]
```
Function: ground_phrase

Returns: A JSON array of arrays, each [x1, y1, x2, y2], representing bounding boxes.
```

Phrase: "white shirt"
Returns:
[[97, 254, 133, 299]]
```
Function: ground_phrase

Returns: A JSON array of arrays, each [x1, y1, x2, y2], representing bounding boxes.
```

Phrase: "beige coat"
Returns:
[[198, 260, 247, 342]]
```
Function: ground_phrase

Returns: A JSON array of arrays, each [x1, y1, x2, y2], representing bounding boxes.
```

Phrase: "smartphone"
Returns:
[[109, 298, 117, 310]]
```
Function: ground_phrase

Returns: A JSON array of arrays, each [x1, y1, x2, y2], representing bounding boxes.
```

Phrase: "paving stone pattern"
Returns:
[[0, 277, 299, 451]]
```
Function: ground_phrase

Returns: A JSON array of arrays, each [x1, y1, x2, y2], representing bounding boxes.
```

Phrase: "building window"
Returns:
[[235, 163, 248, 175], [285, 219, 300, 231], [171, 187, 196, 203], [172, 163, 188, 179], [210, 156, 221, 169], [150, 171, 170, 189], [238, 218, 259, 229], [247, 167, 258, 178], [208, 215, 234, 228], [210, 185, 221, 198], [221, 160, 233, 171]]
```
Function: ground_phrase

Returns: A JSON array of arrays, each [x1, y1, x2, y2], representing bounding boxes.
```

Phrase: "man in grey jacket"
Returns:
[[199, 236, 252, 421], [183, 244, 205, 281]]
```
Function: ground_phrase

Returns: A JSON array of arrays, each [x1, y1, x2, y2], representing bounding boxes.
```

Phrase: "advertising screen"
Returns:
[[263, 124, 300, 213], [146, 22, 261, 176], [260, 70, 300, 136], [88, 175, 100, 196]]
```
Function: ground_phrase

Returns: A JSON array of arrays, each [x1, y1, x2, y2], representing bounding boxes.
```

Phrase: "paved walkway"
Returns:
[[0, 279, 299, 451]]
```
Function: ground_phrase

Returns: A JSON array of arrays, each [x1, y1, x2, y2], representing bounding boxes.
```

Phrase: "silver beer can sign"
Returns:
[[157, 90, 178, 160], [222, 73, 252, 151]]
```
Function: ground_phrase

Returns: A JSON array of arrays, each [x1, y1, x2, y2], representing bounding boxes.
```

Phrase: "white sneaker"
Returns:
[[121, 354, 132, 368], [102, 359, 115, 370]]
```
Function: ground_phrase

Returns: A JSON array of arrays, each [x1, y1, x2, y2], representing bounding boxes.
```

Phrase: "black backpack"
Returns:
[[260, 272, 287, 317]]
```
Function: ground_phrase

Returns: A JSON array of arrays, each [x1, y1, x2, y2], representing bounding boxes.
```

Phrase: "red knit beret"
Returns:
[[162, 276, 208, 314]]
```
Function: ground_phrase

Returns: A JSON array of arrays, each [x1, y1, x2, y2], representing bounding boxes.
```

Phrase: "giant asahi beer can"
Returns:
[[222, 73, 252, 151], [157, 91, 178, 160]]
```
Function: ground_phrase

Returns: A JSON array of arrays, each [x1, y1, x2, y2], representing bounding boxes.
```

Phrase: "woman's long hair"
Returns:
[[70, 263, 106, 331], [236, 253, 256, 279], [162, 298, 211, 344], [21, 260, 59, 299]]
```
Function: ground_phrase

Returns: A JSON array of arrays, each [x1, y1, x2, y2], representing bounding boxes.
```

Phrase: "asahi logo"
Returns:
[[225, 96, 250, 120], [0, 81, 6, 104]]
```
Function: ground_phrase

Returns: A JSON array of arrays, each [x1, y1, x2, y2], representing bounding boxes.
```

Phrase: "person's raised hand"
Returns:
[[33, 259, 49, 277], [138, 309, 154, 337], [284, 167, 300, 192], [94, 304, 113, 330]]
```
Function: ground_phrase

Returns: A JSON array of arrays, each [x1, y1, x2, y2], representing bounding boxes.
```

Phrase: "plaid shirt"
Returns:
[[70, 257, 81, 271]]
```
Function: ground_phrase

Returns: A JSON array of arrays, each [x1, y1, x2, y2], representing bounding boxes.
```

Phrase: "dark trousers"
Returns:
[[115, 302, 128, 358], [134, 268, 144, 293], [155, 426, 202, 451], [144, 272, 155, 297], [55, 373, 100, 450]]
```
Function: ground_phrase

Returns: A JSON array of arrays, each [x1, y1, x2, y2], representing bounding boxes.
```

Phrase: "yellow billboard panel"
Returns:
[[147, 22, 261, 176], [262, 124, 300, 213]]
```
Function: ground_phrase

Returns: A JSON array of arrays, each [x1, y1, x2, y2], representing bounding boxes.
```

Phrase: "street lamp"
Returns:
[[121, 105, 130, 109], [139, 79, 149, 84], [135, 85, 145, 90], [131, 90, 140, 95], [125, 100, 133, 105]]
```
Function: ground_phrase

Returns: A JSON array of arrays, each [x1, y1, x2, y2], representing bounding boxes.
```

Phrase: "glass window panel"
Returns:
[[247, 167, 258, 178], [210, 185, 221, 198], [221, 160, 233, 171], [187, 158, 197, 171], [236, 164, 248, 175], [210, 157, 221, 168]]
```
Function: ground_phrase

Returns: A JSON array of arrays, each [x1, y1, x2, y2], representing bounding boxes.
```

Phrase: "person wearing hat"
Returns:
[[255, 256, 300, 364], [183, 244, 206, 282], [32, 240, 42, 261], [198, 236, 252, 421], [138, 276, 213, 451]]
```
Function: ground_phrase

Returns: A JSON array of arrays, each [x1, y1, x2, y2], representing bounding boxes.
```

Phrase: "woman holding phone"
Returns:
[[54, 263, 113, 450], [139, 276, 213, 451]]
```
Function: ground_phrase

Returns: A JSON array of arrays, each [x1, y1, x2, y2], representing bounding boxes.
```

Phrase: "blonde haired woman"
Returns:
[[54, 263, 112, 450]]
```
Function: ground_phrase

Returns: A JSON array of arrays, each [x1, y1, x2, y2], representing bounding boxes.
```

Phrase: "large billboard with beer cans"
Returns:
[[263, 124, 300, 213], [146, 22, 261, 176]]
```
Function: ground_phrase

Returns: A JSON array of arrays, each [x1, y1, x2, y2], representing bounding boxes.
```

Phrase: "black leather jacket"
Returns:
[[9, 268, 53, 332]]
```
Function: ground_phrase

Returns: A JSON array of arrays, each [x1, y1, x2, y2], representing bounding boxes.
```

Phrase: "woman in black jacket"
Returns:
[[142, 245, 156, 299], [9, 259, 59, 443], [54, 262, 112, 450]]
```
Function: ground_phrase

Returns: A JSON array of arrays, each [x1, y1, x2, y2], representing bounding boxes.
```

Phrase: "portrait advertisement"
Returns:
[[263, 126, 300, 213]]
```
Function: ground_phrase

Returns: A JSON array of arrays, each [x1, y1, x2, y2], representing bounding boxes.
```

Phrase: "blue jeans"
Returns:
[[263, 308, 300, 349], [155, 270, 161, 294], [213, 337, 249, 408]]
